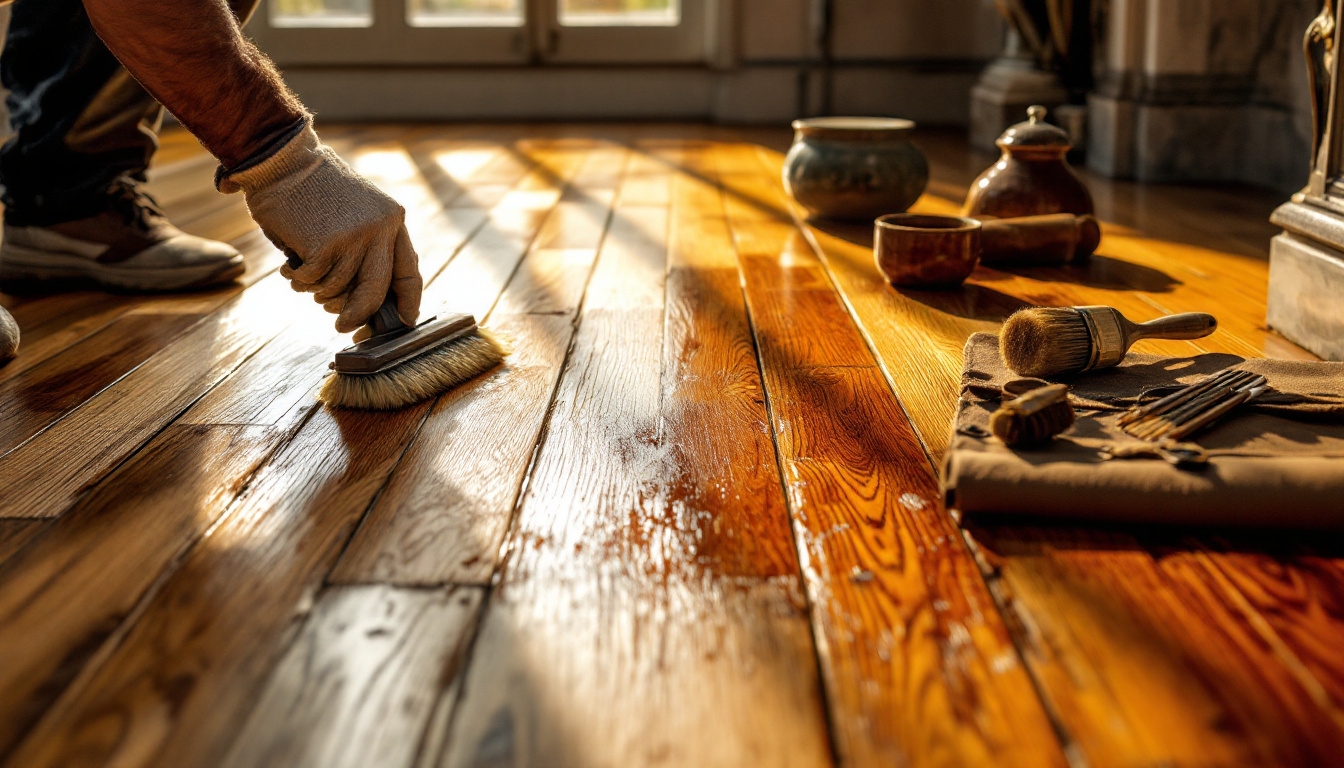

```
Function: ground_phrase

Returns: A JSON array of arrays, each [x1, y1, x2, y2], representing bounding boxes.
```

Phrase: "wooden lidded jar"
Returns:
[[963, 105, 1094, 219]]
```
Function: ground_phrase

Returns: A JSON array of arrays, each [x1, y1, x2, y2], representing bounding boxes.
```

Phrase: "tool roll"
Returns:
[[942, 333, 1344, 527]]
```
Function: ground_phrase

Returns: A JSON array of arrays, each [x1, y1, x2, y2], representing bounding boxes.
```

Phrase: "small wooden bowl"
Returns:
[[874, 213, 982, 289]]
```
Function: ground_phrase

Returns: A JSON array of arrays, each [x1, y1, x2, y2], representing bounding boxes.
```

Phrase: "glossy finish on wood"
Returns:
[[222, 586, 483, 768], [0, 124, 1337, 768], [719, 146, 1065, 767]]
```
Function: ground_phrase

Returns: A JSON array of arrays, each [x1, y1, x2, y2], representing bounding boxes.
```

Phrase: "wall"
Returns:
[[274, 0, 1004, 125], [1089, 0, 1319, 192]]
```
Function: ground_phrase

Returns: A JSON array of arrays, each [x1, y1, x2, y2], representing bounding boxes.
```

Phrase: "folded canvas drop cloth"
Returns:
[[942, 333, 1344, 527]]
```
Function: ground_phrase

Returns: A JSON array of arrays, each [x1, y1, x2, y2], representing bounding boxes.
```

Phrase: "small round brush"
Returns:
[[989, 383, 1075, 446], [999, 305, 1217, 378]]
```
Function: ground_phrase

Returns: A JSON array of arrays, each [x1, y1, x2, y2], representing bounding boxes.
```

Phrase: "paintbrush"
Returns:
[[1126, 375, 1267, 440], [1116, 368, 1252, 426], [1000, 306, 1217, 378]]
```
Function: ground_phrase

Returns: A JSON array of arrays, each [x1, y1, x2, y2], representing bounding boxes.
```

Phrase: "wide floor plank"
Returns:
[[222, 586, 484, 768], [718, 143, 1067, 767], [439, 153, 833, 767], [332, 142, 620, 586]]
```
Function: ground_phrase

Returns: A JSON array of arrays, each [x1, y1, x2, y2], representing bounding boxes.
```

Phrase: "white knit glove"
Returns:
[[218, 124, 422, 333]]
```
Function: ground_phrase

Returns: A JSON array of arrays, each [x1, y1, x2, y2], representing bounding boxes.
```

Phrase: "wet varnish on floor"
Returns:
[[0, 124, 1338, 768]]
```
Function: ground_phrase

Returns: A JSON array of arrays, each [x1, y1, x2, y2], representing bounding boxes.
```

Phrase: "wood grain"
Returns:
[[0, 130, 526, 760], [222, 586, 483, 768], [0, 276, 295, 518], [768, 131, 1344, 767], [0, 312, 202, 454], [331, 313, 574, 587], [438, 150, 832, 767], [969, 525, 1344, 767], [718, 144, 1067, 767], [6, 406, 429, 768], [332, 143, 620, 586], [0, 424, 292, 761], [0, 520, 45, 567], [4, 124, 1341, 768]]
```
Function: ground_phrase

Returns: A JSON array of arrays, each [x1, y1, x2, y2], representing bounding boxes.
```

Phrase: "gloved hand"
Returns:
[[218, 123, 422, 333]]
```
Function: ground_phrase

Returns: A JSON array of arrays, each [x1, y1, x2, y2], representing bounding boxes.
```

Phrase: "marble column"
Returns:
[[1088, 0, 1316, 192]]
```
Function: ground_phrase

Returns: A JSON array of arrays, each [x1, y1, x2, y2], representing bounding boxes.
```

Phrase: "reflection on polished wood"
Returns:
[[0, 124, 1335, 768]]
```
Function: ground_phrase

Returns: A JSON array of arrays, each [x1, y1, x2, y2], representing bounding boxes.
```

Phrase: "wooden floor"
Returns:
[[0, 123, 1337, 768]]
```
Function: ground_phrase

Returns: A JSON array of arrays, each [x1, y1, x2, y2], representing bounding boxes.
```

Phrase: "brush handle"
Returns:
[[979, 214, 1102, 266], [367, 294, 409, 336], [286, 252, 408, 336], [1123, 312, 1218, 343]]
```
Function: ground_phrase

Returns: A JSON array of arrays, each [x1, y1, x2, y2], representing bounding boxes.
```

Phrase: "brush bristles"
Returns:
[[319, 328, 508, 410], [989, 384, 1075, 446], [1000, 307, 1093, 378]]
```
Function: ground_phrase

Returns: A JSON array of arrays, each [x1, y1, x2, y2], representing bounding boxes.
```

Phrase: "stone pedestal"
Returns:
[[969, 36, 1067, 153], [1268, 200, 1344, 361]]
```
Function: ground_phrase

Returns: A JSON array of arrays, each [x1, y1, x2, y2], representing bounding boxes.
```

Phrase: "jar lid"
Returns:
[[793, 117, 915, 142], [997, 106, 1071, 150]]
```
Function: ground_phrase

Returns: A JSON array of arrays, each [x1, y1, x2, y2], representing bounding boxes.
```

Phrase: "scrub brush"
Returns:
[[317, 293, 507, 411]]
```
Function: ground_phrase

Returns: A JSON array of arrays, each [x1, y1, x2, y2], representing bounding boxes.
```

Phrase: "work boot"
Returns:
[[0, 182, 244, 292]]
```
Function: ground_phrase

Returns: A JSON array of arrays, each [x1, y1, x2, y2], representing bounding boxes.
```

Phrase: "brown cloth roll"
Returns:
[[942, 333, 1344, 527]]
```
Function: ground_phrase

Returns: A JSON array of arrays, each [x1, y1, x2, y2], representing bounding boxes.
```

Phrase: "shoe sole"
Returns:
[[0, 244, 245, 293]]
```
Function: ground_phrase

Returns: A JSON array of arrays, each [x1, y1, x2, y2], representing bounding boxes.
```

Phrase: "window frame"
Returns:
[[246, 0, 708, 66]]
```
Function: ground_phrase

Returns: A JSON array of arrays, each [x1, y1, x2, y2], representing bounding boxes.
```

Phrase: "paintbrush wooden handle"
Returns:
[[1124, 313, 1218, 343]]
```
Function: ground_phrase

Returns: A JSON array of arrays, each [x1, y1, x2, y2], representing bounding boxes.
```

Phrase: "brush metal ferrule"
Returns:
[[1075, 306, 1125, 372]]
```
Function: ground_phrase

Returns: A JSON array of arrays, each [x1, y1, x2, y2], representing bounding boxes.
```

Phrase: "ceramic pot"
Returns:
[[963, 105, 1094, 220], [783, 117, 929, 221], [874, 213, 982, 289]]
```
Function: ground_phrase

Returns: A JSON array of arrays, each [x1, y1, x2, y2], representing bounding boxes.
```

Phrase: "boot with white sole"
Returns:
[[0, 182, 244, 292]]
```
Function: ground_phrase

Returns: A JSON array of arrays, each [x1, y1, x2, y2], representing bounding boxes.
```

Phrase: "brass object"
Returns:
[[1307, 0, 1336, 176], [963, 106, 1095, 220]]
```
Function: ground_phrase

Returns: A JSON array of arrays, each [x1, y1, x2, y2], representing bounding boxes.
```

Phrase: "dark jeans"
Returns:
[[0, 0, 259, 227], [0, 0, 167, 226]]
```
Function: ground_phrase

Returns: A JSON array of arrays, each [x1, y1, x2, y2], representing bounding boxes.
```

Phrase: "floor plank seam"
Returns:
[[726, 206, 845, 768], [475, 195, 621, 586], [411, 583, 495, 768], [0, 387, 321, 762], [745, 143, 1084, 765], [0, 249, 284, 470], [323, 401, 438, 589], [960, 529, 1091, 768], [402, 158, 632, 768]]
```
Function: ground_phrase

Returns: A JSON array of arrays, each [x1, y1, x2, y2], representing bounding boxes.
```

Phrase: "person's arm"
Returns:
[[81, 0, 304, 169], [80, 0, 422, 332]]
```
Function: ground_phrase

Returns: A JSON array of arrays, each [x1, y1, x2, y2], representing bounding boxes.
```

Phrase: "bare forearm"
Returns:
[[80, 0, 308, 169]]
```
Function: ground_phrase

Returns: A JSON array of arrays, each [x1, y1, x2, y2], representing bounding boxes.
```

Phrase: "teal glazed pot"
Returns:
[[783, 117, 929, 221]]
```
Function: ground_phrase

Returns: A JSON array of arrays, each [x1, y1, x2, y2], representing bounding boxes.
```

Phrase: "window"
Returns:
[[408, 0, 524, 28], [559, 0, 678, 27], [271, 0, 373, 28], [248, 0, 706, 65]]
